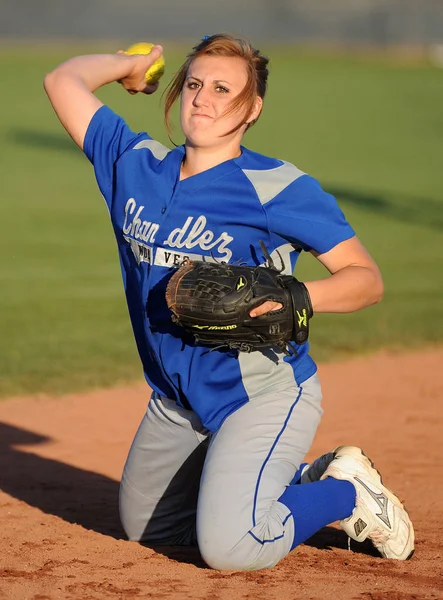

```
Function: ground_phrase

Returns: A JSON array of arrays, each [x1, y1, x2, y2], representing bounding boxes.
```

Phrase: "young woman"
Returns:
[[44, 34, 414, 569]]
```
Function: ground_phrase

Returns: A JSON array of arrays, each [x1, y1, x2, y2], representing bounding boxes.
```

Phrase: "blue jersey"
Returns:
[[84, 106, 355, 432]]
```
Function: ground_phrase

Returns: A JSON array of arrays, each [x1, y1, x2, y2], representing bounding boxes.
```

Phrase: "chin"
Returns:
[[184, 132, 219, 149]]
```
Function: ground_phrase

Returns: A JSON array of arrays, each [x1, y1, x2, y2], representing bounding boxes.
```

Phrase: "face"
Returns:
[[180, 55, 261, 149]]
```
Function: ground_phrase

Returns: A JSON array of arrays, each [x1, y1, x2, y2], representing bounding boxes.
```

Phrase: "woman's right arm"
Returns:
[[43, 46, 163, 150]]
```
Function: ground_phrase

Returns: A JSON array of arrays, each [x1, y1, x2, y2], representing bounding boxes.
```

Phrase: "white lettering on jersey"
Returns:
[[164, 216, 233, 261], [123, 198, 159, 243]]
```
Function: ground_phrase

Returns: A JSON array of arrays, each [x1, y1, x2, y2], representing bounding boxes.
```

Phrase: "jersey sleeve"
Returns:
[[83, 105, 149, 208], [264, 175, 355, 254]]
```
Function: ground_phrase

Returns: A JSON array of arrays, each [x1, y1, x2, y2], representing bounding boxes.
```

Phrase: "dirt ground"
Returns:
[[0, 349, 442, 600]]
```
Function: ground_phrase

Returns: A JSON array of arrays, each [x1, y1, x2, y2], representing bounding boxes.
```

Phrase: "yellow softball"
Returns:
[[124, 42, 165, 85]]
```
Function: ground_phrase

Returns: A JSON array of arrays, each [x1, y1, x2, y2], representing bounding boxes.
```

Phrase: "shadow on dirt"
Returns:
[[0, 421, 210, 566], [305, 525, 380, 557], [0, 421, 125, 539]]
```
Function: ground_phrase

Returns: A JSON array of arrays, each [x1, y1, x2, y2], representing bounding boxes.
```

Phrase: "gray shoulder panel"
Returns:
[[266, 243, 295, 276], [132, 139, 171, 160], [242, 161, 305, 205]]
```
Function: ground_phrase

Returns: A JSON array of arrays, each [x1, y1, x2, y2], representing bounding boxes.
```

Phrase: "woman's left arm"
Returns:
[[250, 236, 383, 317], [304, 236, 384, 313]]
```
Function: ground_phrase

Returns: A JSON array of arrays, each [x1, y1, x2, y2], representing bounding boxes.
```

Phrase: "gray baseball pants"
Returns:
[[119, 373, 323, 570]]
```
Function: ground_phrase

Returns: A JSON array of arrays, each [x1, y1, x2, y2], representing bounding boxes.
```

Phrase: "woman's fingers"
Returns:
[[117, 51, 163, 95], [149, 45, 164, 60], [141, 80, 160, 95], [250, 301, 282, 318]]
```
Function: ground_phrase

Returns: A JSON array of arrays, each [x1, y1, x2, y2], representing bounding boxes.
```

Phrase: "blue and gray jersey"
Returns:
[[84, 106, 355, 432]]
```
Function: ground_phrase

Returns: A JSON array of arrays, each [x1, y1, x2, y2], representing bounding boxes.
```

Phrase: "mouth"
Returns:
[[191, 113, 213, 119]]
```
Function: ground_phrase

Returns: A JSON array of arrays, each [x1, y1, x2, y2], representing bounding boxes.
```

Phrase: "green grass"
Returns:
[[0, 43, 442, 395]]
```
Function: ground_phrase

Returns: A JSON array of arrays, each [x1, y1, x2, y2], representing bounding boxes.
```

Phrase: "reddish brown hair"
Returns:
[[164, 34, 269, 137]]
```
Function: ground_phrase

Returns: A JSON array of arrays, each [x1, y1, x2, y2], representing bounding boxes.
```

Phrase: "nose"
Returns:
[[193, 85, 210, 107]]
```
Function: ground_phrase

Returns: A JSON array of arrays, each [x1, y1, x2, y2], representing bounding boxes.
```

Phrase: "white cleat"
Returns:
[[320, 445, 415, 560]]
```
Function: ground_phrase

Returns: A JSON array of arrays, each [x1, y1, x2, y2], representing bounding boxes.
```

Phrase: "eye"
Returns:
[[215, 85, 229, 93], [187, 81, 200, 90]]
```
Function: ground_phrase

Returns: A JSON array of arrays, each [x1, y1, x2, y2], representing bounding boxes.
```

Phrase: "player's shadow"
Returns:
[[9, 128, 441, 232], [9, 128, 83, 156], [0, 421, 124, 539], [0, 421, 208, 566], [328, 185, 443, 232]]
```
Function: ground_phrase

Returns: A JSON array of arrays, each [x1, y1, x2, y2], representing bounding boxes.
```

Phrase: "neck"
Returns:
[[180, 143, 242, 180]]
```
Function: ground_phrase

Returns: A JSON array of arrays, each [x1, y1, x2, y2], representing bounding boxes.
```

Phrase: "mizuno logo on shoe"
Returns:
[[355, 477, 391, 528], [354, 518, 367, 537]]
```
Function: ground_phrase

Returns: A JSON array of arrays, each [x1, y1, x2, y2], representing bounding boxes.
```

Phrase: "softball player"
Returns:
[[44, 34, 414, 569]]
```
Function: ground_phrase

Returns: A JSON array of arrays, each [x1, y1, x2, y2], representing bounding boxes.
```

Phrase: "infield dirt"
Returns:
[[0, 349, 442, 599]]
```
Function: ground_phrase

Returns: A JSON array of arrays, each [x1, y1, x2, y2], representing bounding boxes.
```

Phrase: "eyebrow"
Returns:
[[186, 76, 231, 85]]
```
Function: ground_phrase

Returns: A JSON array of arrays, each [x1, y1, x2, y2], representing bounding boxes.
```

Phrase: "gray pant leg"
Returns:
[[197, 373, 323, 570], [119, 392, 209, 545]]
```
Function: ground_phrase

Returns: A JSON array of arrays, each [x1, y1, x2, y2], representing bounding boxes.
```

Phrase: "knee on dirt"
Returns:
[[197, 523, 284, 571]]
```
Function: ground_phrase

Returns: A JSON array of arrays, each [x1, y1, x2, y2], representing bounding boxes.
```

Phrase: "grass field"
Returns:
[[0, 43, 442, 396]]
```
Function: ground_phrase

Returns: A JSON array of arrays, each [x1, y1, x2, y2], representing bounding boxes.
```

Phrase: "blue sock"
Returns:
[[279, 478, 356, 550], [289, 462, 309, 485]]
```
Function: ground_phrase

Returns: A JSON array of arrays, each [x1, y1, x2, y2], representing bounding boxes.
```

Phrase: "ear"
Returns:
[[247, 96, 263, 124]]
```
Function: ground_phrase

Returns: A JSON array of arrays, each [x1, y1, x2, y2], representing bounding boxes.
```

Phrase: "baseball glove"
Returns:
[[165, 258, 313, 354]]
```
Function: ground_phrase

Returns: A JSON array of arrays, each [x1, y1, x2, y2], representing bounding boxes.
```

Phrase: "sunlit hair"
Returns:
[[164, 34, 269, 137]]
